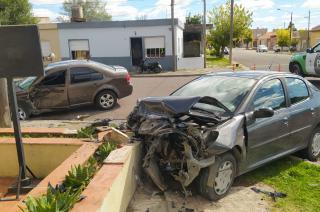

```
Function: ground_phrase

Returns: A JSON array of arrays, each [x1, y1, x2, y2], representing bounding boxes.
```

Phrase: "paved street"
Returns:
[[28, 76, 196, 122], [233, 48, 292, 72]]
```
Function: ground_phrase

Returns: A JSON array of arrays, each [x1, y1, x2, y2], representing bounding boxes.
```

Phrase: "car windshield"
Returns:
[[18, 77, 37, 90], [171, 75, 256, 113]]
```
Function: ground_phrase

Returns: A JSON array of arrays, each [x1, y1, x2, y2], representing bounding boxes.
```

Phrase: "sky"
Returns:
[[31, 0, 320, 31]]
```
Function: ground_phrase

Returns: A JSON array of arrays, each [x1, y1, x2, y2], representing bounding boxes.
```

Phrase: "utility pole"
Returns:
[[289, 12, 293, 43], [229, 0, 234, 64], [171, 0, 177, 72], [203, 0, 207, 68], [307, 10, 311, 48]]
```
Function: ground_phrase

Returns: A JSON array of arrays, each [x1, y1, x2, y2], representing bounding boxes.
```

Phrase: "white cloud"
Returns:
[[236, 0, 274, 11], [106, 0, 144, 20], [30, 0, 65, 4], [254, 16, 276, 23], [33, 8, 60, 19], [302, 0, 320, 8], [279, 4, 294, 8]]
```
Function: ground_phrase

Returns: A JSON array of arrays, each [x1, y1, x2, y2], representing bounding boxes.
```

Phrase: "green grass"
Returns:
[[206, 56, 230, 67], [240, 157, 320, 211]]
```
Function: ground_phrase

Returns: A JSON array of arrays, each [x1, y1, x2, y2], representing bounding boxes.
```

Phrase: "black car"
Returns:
[[128, 71, 320, 200], [16, 60, 133, 120]]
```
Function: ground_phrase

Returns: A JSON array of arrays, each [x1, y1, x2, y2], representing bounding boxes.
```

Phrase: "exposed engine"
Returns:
[[127, 96, 233, 193]]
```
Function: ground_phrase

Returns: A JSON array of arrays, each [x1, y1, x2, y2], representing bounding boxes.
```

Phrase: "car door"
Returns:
[[246, 78, 290, 168], [32, 69, 68, 109], [285, 77, 314, 149], [68, 66, 104, 106], [306, 43, 320, 75]]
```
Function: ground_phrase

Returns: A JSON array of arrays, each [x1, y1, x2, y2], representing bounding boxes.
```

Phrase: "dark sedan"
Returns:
[[128, 71, 320, 201], [17, 60, 133, 120]]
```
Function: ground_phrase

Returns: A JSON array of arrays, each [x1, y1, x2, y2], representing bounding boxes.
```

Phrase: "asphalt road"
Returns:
[[29, 76, 196, 121], [233, 48, 292, 72]]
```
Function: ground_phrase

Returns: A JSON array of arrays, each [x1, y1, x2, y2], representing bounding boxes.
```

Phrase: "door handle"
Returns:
[[282, 117, 289, 126], [311, 108, 316, 116]]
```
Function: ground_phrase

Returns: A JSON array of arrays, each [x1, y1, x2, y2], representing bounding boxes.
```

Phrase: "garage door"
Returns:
[[69, 40, 89, 51]]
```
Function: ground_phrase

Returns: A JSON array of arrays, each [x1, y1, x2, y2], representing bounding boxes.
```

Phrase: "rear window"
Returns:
[[285, 78, 309, 104], [70, 67, 103, 84]]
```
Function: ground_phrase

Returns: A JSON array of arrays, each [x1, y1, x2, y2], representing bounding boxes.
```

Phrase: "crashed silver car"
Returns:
[[127, 71, 320, 200]]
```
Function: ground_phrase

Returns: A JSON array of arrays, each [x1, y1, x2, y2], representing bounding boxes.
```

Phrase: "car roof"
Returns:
[[206, 70, 298, 80]]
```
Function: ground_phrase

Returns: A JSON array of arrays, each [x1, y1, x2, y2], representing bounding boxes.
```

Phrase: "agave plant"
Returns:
[[94, 142, 117, 163], [64, 159, 97, 190], [21, 184, 83, 212]]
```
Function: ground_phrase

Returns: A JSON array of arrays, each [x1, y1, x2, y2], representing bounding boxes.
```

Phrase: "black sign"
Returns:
[[0, 25, 44, 78]]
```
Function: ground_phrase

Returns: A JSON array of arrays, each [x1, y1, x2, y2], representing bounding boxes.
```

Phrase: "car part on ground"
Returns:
[[251, 187, 287, 202]]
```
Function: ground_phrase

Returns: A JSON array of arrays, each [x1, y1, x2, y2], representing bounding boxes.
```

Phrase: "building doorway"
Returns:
[[131, 38, 143, 66]]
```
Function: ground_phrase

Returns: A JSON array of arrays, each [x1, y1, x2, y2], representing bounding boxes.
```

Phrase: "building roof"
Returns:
[[58, 19, 184, 30], [311, 25, 320, 32], [258, 32, 276, 40]]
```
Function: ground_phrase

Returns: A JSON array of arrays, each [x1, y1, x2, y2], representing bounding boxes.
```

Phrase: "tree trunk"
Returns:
[[0, 78, 11, 128]]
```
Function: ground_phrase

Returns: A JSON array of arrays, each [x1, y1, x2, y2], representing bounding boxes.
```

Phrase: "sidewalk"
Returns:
[[131, 63, 248, 78]]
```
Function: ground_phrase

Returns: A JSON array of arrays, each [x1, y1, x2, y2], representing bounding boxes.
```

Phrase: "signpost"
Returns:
[[0, 25, 44, 200]]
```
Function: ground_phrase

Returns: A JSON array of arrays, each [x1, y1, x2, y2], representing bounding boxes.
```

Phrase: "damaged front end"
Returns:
[[127, 96, 243, 193]]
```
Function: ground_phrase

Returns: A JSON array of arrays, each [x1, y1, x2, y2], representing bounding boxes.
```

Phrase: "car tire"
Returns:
[[154, 67, 162, 73], [18, 106, 30, 120], [290, 63, 304, 77], [95, 90, 117, 110], [303, 127, 320, 161], [198, 153, 237, 201]]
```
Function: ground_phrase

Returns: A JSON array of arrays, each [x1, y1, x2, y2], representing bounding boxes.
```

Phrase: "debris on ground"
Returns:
[[251, 187, 287, 202]]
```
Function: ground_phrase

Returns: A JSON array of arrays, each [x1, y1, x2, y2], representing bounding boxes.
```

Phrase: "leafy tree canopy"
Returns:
[[0, 0, 37, 25], [207, 1, 252, 57], [62, 0, 112, 22], [186, 13, 202, 25], [276, 29, 290, 47]]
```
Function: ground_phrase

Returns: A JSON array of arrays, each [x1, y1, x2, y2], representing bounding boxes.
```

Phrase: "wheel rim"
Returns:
[[99, 94, 114, 108], [214, 161, 234, 195], [18, 108, 26, 120], [311, 133, 320, 157]]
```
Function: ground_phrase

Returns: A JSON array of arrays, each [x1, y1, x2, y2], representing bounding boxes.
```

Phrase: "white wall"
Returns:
[[59, 25, 175, 58], [176, 26, 184, 59], [177, 56, 204, 70]]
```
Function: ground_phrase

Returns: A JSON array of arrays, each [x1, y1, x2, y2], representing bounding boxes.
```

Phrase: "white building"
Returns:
[[57, 19, 188, 71]]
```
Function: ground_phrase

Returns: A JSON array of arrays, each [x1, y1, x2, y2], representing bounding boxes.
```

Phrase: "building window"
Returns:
[[144, 37, 165, 58], [69, 40, 90, 60]]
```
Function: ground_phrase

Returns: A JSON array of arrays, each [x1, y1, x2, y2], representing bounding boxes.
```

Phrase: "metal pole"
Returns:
[[171, 0, 177, 72], [289, 12, 293, 43], [307, 10, 310, 48], [203, 0, 207, 68], [6, 78, 29, 185], [229, 0, 234, 64]]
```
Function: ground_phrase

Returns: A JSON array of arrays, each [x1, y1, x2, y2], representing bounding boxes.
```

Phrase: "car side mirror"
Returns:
[[306, 48, 313, 53], [253, 107, 274, 119]]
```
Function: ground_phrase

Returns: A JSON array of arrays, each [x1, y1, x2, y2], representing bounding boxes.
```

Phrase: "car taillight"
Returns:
[[126, 73, 131, 84]]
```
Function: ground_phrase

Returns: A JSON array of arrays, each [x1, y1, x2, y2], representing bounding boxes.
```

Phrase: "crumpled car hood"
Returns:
[[137, 96, 232, 117]]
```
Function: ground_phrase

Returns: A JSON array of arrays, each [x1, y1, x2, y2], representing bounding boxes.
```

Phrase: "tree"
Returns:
[[276, 29, 290, 50], [207, 1, 253, 57], [0, 0, 37, 128], [0, 0, 37, 24], [62, 0, 111, 22], [186, 13, 202, 25], [243, 28, 253, 49]]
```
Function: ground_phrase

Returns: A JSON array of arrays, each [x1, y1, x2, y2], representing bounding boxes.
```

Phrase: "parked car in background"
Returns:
[[289, 42, 320, 77], [128, 71, 320, 201], [16, 60, 133, 120], [257, 45, 268, 52], [223, 47, 230, 55], [273, 45, 290, 52]]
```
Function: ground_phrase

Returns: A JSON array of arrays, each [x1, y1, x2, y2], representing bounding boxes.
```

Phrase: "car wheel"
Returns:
[[154, 67, 162, 73], [290, 63, 303, 76], [304, 127, 320, 161], [198, 153, 236, 201], [18, 106, 29, 120], [95, 90, 117, 110]]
